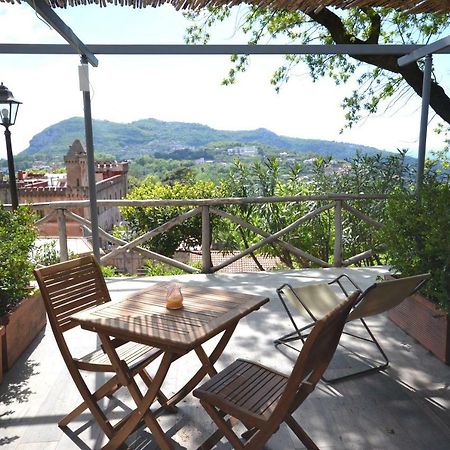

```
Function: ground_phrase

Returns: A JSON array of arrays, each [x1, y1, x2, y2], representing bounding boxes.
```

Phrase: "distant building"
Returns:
[[0, 139, 128, 242], [227, 146, 258, 156]]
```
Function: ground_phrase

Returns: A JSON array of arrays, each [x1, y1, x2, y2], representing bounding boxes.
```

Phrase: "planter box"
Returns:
[[0, 293, 47, 373], [388, 289, 450, 365]]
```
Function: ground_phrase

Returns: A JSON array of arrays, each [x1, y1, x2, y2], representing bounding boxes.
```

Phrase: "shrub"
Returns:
[[101, 265, 122, 277], [143, 260, 202, 276], [118, 179, 223, 258], [0, 207, 38, 316], [30, 241, 60, 267], [380, 160, 450, 312]]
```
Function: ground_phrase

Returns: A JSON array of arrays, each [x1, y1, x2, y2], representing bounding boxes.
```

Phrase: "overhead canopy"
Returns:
[[1, 0, 450, 14]]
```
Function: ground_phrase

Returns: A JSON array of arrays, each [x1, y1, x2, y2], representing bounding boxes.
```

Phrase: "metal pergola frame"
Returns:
[[2, 1, 450, 259], [398, 34, 450, 197]]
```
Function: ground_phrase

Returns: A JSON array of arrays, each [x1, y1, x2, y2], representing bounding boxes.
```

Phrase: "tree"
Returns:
[[218, 152, 410, 268], [185, 7, 450, 130], [117, 179, 223, 257]]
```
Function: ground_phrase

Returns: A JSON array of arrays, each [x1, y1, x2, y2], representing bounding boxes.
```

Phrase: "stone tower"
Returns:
[[64, 139, 88, 188]]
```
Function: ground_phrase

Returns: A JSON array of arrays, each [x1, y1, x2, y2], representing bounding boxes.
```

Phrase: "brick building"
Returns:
[[0, 139, 128, 241]]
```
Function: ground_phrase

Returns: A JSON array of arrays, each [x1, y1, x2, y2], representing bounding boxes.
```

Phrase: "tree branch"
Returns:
[[307, 8, 450, 125]]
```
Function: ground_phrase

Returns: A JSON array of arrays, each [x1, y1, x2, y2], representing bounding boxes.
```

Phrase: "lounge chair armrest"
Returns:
[[328, 274, 361, 296]]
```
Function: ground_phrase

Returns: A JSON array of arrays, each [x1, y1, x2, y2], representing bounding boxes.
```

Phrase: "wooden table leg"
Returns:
[[99, 334, 175, 450], [164, 323, 238, 408]]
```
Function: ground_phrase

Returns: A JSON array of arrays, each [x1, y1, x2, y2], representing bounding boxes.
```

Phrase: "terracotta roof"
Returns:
[[1, 0, 450, 14]]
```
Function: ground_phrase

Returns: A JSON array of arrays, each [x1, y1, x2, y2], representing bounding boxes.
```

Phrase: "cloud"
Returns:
[[0, 4, 62, 43]]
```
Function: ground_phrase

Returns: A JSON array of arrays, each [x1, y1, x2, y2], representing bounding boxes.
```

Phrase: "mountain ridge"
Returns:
[[15, 116, 398, 166]]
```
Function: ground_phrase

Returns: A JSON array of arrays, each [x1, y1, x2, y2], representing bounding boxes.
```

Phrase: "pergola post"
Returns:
[[79, 56, 100, 261], [416, 54, 433, 198]]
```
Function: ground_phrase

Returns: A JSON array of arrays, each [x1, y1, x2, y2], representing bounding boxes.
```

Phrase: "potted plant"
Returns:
[[380, 155, 450, 364], [0, 206, 46, 375]]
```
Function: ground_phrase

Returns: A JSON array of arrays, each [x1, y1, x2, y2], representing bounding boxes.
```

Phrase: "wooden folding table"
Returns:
[[70, 282, 269, 449]]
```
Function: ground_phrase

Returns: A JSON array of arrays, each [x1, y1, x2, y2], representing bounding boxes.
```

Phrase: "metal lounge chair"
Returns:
[[193, 290, 360, 450], [274, 273, 431, 382], [33, 255, 168, 439]]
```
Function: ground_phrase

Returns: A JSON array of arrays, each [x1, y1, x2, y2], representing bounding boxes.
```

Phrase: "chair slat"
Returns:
[[56, 298, 98, 322], [44, 267, 102, 294], [76, 340, 162, 372], [52, 285, 105, 309]]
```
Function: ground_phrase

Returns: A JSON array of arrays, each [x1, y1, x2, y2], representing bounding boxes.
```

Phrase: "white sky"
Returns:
[[1, 3, 449, 159]]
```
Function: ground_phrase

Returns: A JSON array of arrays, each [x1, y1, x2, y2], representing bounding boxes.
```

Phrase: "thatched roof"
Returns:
[[1, 0, 450, 14]]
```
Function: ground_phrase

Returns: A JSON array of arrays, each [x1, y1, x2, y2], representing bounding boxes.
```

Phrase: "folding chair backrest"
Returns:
[[282, 283, 342, 318], [347, 273, 430, 322], [273, 290, 360, 419], [34, 255, 110, 334]]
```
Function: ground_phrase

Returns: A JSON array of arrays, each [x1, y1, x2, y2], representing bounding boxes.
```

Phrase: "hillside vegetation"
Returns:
[[10, 116, 386, 164]]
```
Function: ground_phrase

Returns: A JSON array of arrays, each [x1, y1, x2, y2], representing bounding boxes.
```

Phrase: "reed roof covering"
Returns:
[[1, 0, 450, 14]]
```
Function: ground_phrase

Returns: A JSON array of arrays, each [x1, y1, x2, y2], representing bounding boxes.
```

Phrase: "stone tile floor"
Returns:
[[1, 267, 450, 449]]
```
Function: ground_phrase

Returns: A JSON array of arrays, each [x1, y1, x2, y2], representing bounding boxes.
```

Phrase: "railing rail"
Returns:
[[27, 194, 388, 273]]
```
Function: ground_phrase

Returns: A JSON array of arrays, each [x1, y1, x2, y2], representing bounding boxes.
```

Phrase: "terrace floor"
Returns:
[[1, 267, 450, 449]]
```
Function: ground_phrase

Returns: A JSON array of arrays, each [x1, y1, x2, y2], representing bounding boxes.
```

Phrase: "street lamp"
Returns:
[[0, 82, 22, 210]]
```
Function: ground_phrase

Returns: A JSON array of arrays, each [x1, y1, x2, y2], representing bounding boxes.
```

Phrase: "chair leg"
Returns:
[[198, 427, 226, 450], [139, 368, 178, 413], [65, 371, 115, 438], [241, 427, 258, 441], [322, 318, 389, 383], [285, 415, 319, 450], [201, 401, 245, 450], [59, 375, 120, 428], [244, 429, 274, 450]]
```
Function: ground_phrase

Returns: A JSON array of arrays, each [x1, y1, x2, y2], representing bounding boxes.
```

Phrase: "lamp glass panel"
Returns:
[[9, 102, 19, 125], [0, 106, 9, 125]]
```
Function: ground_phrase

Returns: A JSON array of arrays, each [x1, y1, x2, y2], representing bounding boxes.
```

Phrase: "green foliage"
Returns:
[[12, 116, 386, 172], [0, 207, 38, 316], [309, 150, 412, 265], [101, 265, 122, 277], [30, 241, 60, 267], [217, 157, 312, 267], [217, 151, 409, 268], [185, 7, 450, 129], [117, 179, 224, 257], [94, 151, 116, 161], [380, 156, 450, 312], [143, 261, 202, 276]]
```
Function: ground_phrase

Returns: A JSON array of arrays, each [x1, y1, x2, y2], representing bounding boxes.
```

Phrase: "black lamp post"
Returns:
[[0, 82, 22, 210]]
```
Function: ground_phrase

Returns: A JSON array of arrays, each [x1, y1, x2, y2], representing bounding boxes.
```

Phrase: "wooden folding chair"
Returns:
[[193, 290, 360, 450], [33, 255, 167, 439], [275, 273, 431, 382]]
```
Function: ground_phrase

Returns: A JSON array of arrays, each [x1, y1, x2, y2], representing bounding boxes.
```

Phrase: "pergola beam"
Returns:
[[3, 43, 450, 56], [396, 35, 450, 196], [398, 34, 450, 66], [24, 0, 98, 67]]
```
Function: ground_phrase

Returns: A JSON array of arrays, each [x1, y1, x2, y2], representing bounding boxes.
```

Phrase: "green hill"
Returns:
[[11, 117, 388, 168]]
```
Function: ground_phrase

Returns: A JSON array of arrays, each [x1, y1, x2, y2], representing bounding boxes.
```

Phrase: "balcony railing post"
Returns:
[[333, 200, 343, 267], [57, 208, 69, 262], [201, 205, 213, 273]]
